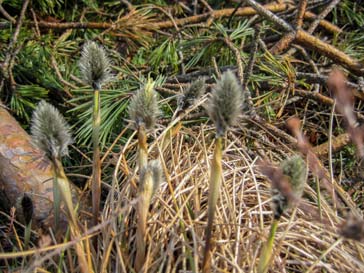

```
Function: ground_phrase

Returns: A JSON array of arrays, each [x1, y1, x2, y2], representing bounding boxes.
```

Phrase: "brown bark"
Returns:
[[0, 106, 77, 231], [295, 29, 364, 75]]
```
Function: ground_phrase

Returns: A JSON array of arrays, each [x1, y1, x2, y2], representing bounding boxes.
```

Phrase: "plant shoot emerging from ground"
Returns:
[[202, 70, 243, 272], [30, 100, 91, 273], [79, 41, 111, 226], [31, 100, 73, 229], [135, 160, 163, 272], [258, 156, 307, 273], [128, 79, 161, 272], [129, 78, 160, 170]]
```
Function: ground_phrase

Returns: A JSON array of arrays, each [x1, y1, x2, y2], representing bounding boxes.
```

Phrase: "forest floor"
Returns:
[[1, 0, 364, 272]]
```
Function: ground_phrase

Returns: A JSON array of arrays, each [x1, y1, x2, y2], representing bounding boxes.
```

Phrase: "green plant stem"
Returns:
[[53, 159, 77, 226], [138, 125, 148, 170], [54, 159, 93, 273], [92, 89, 101, 226], [202, 136, 223, 273], [258, 218, 279, 273]]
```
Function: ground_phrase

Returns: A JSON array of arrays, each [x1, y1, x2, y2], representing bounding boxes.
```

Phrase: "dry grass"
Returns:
[[2, 100, 364, 273]]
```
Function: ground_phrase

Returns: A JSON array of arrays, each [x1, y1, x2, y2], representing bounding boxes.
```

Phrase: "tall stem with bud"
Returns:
[[258, 156, 307, 273], [128, 79, 161, 272], [202, 70, 243, 272], [30, 100, 92, 273], [79, 41, 111, 226], [91, 88, 101, 225]]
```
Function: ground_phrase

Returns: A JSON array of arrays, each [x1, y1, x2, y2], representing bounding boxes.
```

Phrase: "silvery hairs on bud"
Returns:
[[31, 100, 73, 160], [129, 80, 160, 130], [207, 70, 243, 137], [140, 160, 163, 197], [281, 155, 307, 198], [79, 41, 111, 90], [177, 77, 206, 111], [272, 155, 307, 219]]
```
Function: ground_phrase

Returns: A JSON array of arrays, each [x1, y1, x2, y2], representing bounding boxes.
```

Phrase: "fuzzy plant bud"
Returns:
[[140, 160, 163, 198], [30, 100, 73, 160], [129, 79, 160, 130], [79, 41, 111, 90], [177, 77, 206, 111], [207, 70, 243, 137], [272, 155, 307, 219]]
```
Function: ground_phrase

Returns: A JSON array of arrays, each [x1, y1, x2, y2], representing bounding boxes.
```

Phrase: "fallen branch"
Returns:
[[245, 0, 364, 75], [312, 133, 350, 157], [0, 107, 80, 232]]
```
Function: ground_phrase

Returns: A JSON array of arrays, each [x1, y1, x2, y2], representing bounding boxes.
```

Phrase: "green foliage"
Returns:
[[182, 21, 253, 70], [69, 87, 130, 147], [334, 1, 364, 28], [149, 38, 179, 73], [68, 75, 165, 147], [3, 0, 64, 15], [10, 85, 49, 121], [254, 52, 295, 89], [14, 39, 62, 91]]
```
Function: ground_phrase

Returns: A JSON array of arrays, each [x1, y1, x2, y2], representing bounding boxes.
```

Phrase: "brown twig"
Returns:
[[243, 25, 261, 116], [0, 4, 16, 24], [270, 0, 307, 54], [312, 133, 350, 157], [0, 0, 30, 93], [30, 8, 41, 38], [223, 37, 244, 84], [307, 0, 341, 34], [246, 0, 364, 75], [50, 55, 76, 98], [304, 11, 342, 34], [270, 31, 296, 55], [296, 0, 308, 28], [0, 3, 290, 31]]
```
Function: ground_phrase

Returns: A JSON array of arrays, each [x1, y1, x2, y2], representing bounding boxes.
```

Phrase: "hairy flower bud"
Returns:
[[272, 155, 307, 219], [207, 70, 243, 136], [129, 79, 160, 130], [79, 41, 111, 90], [177, 77, 206, 111], [31, 100, 73, 160]]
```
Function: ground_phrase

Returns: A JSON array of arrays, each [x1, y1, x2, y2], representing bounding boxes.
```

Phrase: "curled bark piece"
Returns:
[[0, 106, 76, 232]]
